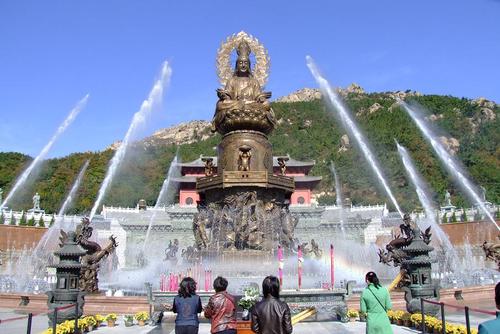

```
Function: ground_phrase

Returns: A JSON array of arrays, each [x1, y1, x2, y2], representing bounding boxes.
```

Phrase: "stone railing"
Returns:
[[0, 209, 54, 226]]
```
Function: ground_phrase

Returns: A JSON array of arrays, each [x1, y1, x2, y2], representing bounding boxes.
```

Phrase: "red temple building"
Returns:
[[174, 155, 322, 207]]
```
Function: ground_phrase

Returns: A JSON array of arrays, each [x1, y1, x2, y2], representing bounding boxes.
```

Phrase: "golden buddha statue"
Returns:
[[212, 40, 275, 134]]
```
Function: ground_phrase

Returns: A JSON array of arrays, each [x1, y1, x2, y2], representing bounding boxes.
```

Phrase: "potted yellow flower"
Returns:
[[410, 313, 423, 330], [134, 311, 149, 326], [85, 316, 97, 331], [347, 309, 359, 322], [401, 312, 412, 327], [394, 310, 405, 325], [105, 313, 117, 327], [94, 314, 105, 327], [77, 317, 88, 333], [387, 310, 395, 324]]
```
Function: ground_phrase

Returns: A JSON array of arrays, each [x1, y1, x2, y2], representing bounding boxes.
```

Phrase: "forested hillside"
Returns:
[[0, 90, 498, 214]]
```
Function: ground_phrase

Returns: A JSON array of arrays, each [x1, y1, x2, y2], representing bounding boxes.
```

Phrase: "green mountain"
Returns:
[[0, 89, 498, 214]]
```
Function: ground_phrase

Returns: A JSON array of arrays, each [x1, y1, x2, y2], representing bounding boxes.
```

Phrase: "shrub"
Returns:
[[27, 216, 35, 226], [19, 213, 27, 226], [105, 313, 117, 321]]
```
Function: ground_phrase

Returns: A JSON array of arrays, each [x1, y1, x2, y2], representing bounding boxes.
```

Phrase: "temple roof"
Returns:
[[178, 155, 316, 168]]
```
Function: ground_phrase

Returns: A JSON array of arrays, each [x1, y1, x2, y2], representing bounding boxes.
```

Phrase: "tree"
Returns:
[[9, 215, 16, 225], [38, 216, 45, 227], [19, 212, 27, 226], [441, 213, 447, 224], [461, 209, 468, 222], [27, 216, 36, 226], [0, 212, 4, 225], [450, 211, 457, 223], [49, 215, 55, 227], [473, 211, 482, 221], [317, 194, 337, 206]]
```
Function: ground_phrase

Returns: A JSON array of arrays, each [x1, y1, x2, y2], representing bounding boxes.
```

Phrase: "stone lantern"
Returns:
[[378, 215, 440, 315], [400, 226, 440, 314], [46, 231, 86, 326]]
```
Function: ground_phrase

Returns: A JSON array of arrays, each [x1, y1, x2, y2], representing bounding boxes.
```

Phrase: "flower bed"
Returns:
[[386, 311, 478, 334]]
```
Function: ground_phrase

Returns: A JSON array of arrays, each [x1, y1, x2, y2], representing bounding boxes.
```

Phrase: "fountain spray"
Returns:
[[58, 159, 90, 216], [398, 100, 499, 231], [1, 95, 89, 209], [329, 162, 345, 234], [306, 56, 402, 216], [395, 142, 458, 255], [142, 153, 180, 251], [90, 61, 172, 220]]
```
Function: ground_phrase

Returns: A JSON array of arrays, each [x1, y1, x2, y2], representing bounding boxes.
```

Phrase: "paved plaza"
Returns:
[[2, 309, 497, 334]]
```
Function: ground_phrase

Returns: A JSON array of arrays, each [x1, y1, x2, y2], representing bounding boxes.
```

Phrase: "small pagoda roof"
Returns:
[[171, 176, 198, 183], [51, 263, 85, 269], [54, 241, 87, 257], [404, 230, 434, 253], [404, 258, 437, 265], [178, 155, 316, 168], [293, 175, 322, 182]]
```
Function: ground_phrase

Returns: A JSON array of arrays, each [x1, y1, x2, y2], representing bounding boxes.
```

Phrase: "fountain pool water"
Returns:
[[306, 56, 403, 216]]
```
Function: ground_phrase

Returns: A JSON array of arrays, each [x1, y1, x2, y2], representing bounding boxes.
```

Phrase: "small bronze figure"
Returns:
[[202, 157, 215, 176], [238, 147, 251, 171]]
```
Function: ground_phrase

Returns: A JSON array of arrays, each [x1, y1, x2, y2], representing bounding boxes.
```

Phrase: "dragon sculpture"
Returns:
[[482, 236, 500, 271], [60, 217, 118, 293]]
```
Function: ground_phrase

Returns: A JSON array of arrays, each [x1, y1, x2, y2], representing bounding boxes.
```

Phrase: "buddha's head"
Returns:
[[235, 41, 251, 76]]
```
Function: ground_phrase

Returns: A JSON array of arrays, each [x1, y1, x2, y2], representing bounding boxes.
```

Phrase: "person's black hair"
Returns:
[[262, 275, 280, 299], [213, 276, 228, 293], [495, 282, 500, 307], [366, 271, 381, 289], [178, 277, 197, 298]]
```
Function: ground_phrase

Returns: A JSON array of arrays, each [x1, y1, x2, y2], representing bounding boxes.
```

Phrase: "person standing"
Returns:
[[478, 282, 500, 334], [173, 277, 203, 334], [204, 276, 237, 334], [360, 271, 393, 334], [251, 275, 293, 334]]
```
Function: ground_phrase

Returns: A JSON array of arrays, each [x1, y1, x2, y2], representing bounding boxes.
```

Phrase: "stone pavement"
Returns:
[[1, 309, 497, 333], [26, 321, 420, 334]]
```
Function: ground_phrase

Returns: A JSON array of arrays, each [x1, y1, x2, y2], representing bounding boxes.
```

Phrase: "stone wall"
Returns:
[[0, 225, 47, 250]]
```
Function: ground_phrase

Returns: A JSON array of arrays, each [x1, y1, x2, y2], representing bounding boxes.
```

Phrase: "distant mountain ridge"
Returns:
[[0, 86, 498, 214], [107, 120, 213, 150]]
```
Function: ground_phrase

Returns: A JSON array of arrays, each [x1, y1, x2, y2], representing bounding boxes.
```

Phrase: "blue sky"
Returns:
[[1, 0, 499, 157]]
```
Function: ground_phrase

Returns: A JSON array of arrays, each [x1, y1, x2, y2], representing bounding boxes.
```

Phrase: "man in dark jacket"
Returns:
[[204, 276, 237, 334], [251, 276, 293, 334]]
